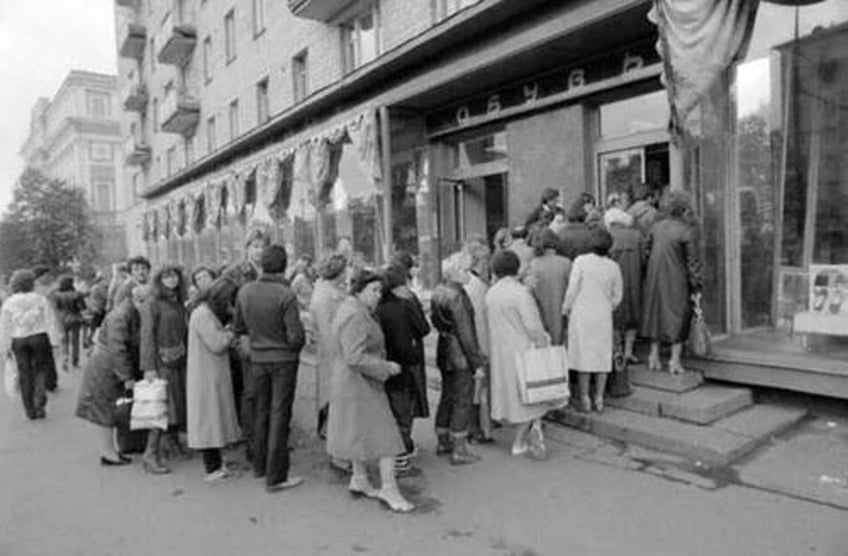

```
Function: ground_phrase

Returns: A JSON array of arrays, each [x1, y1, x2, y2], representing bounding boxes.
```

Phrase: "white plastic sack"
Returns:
[[130, 378, 169, 431], [515, 345, 570, 405], [3, 355, 19, 400]]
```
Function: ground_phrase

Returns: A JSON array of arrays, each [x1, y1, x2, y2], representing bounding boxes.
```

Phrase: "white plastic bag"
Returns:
[[3, 354, 19, 400], [130, 378, 169, 431], [515, 345, 570, 404]]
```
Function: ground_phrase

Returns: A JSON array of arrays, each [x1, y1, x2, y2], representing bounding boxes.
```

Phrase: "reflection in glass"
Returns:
[[600, 90, 669, 138]]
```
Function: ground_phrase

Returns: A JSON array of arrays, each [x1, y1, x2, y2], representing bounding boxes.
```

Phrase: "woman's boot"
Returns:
[[450, 434, 481, 466]]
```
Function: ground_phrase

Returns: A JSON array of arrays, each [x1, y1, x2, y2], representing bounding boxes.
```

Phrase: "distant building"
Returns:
[[19, 70, 129, 263]]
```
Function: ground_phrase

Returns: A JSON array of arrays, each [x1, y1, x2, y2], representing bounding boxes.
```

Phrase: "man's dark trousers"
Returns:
[[251, 361, 299, 487]]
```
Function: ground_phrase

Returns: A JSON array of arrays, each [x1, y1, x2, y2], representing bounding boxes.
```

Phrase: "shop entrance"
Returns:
[[451, 173, 508, 246]]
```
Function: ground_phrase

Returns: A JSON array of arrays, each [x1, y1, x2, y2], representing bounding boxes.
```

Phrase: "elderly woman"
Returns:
[[642, 191, 704, 375], [186, 281, 240, 482], [327, 269, 412, 513], [140, 264, 189, 474], [562, 228, 623, 412], [606, 204, 645, 367], [308, 254, 349, 439], [76, 284, 150, 465], [0, 270, 60, 420], [486, 250, 563, 459]]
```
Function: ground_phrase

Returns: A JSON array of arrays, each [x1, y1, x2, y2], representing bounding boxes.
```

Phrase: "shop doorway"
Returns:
[[597, 142, 669, 202], [452, 173, 508, 246]]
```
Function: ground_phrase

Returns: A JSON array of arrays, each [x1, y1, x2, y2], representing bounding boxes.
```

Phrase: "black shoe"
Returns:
[[34, 409, 46, 420], [100, 456, 131, 467]]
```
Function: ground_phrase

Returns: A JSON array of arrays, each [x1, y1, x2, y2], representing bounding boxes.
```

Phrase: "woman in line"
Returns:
[[0, 270, 60, 420], [641, 191, 704, 375], [186, 281, 241, 482], [605, 203, 645, 366], [140, 264, 189, 474], [327, 269, 413, 513], [562, 228, 623, 412], [50, 275, 87, 371], [76, 284, 150, 465], [186, 265, 217, 312], [486, 250, 563, 458]]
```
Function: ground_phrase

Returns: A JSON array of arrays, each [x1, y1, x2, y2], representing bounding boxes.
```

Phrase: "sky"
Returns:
[[0, 0, 117, 213]]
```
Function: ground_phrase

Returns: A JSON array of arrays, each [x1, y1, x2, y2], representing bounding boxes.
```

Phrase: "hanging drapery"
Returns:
[[150, 210, 159, 242], [649, 0, 760, 139], [142, 211, 151, 242], [290, 142, 315, 219], [175, 196, 187, 237], [225, 170, 242, 219], [206, 181, 222, 229], [185, 192, 197, 236], [252, 155, 281, 225], [347, 110, 383, 189], [193, 192, 206, 234]]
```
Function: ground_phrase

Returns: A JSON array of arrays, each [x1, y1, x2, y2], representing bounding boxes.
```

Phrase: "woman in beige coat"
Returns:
[[326, 269, 412, 513]]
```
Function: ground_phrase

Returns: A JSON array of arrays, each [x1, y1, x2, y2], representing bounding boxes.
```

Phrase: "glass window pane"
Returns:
[[600, 91, 669, 138]]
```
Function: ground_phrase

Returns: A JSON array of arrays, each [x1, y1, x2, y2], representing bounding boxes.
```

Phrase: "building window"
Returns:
[[166, 146, 177, 176], [86, 91, 111, 119], [94, 181, 113, 212], [207, 116, 216, 152], [252, 0, 266, 37], [228, 99, 239, 141], [184, 137, 194, 165], [132, 173, 141, 196], [340, 2, 380, 74], [152, 97, 159, 132], [224, 8, 236, 63], [203, 36, 212, 82], [89, 142, 113, 161], [292, 50, 308, 103], [432, 0, 480, 22], [256, 78, 270, 125], [149, 37, 156, 72]]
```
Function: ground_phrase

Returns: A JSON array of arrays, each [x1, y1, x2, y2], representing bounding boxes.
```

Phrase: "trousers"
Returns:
[[435, 366, 474, 437], [251, 361, 299, 487], [11, 333, 51, 419]]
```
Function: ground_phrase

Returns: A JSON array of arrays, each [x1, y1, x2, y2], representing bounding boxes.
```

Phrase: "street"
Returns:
[[1, 358, 847, 556]]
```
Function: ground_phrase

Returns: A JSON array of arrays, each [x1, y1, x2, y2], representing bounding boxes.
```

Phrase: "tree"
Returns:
[[0, 168, 102, 276]]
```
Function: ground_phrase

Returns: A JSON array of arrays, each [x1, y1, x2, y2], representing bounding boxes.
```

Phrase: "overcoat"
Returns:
[[75, 299, 140, 427], [140, 295, 188, 426], [326, 296, 404, 461], [308, 278, 346, 411], [186, 303, 241, 449], [527, 253, 572, 345], [641, 218, 704, 343], [609, 224, 646, 331], [556, 222, 594, 260], [562, 253, 623, 372], [486, 276, 565, 424]]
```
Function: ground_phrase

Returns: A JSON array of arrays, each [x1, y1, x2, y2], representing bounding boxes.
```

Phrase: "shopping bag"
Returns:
[[515, 345, 569, 404], [115, 396, 148, 454], [3, 354, 19, 400], [688, 294, 713, 357], [130, 378, 169, 431]]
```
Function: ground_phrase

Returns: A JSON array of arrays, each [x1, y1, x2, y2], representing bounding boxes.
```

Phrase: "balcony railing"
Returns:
[[125, 136, 152, 166], [160, 89, 200, 136], [118, 21, 147, 59], [287, 0, 351, 21], [157, 11, 197, 66], [122, 82, 148, 113]]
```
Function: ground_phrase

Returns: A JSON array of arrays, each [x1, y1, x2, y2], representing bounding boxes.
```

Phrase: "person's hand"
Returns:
[[388, 362, 402, 377], [124, 379, 134, 391], [531, 331, 550, 348], [474, 366, 486, 380], [143, 370, 157, 382]]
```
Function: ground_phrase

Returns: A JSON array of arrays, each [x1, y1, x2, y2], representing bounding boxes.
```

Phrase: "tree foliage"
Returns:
[[0, 168, 102, 276]]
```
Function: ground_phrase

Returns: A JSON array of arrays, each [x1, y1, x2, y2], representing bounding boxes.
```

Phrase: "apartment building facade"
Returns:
[[19, 70, 129, 263], [117, 0, 848, 399]]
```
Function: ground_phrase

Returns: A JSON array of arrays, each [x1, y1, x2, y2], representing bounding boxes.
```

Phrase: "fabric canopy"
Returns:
[[649, 0, 761, 138]]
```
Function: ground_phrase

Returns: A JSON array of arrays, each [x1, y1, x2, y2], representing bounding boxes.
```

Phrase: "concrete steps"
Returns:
[[606, 384, 753, 425]]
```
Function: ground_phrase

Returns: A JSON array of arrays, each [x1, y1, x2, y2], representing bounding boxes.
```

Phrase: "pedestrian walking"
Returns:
[[50, 275, 87, 372], [186, 281, 241, 483], [233, 244, 306, 492], [76, 284, 150, 466], [140, 264, 189, 474], [0, 270, 60, 420], [327, 268, 413, 513], [562, 228, 623, 413]]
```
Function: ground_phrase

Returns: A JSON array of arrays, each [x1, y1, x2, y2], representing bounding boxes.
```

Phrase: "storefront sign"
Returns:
[[426, 40, 661, 136]]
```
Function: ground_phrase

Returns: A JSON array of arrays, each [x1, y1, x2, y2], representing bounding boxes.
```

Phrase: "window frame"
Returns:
[[252, 0, 266, 38], [256, 77, 270, 125], [224, 8, 237, 64], [94, 180, 114, 212], [228, 98, 240, 142], [339, 1, 381, 75], [292, 50, 309, 103], [206, 115, 217, 152], [203, 35, 213, 83]]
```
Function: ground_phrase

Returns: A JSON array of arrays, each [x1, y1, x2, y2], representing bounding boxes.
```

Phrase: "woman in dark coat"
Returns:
[[641, 191, 703, 375], [76, 284, 150, 465], [606, 207, 646, 364], [51, 275, 87, 371], [140, 264, 189, 474], [376, 263, 430, 475]]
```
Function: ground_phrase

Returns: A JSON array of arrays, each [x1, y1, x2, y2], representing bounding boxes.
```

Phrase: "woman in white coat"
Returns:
[[562, 228, 623, 413], [186, 282, 241, 482], [486, 250, 561, 458]]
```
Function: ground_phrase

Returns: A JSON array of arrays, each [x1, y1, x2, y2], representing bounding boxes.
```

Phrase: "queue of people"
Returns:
[[0, 181, 703, 516]]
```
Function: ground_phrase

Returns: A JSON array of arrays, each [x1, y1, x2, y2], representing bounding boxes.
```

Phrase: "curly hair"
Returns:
[[151, 263, 187, 303]]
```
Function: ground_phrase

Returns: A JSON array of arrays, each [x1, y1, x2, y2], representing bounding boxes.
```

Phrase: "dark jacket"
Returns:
[[233, 274, 305, 363], [140, 294, 188, 371], [376, 291, 430, 366], [430, 281, 483, 372], [215, 260, 260, 324], [556, 221, 594, 260], [51, 290, 87, 327]]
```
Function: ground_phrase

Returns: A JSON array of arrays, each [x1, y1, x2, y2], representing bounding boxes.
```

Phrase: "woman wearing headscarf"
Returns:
[[140, 264, 189, 474], [76, 284, 150, 465], [641, 191, 704, 375], [327, 268, 412, 513]]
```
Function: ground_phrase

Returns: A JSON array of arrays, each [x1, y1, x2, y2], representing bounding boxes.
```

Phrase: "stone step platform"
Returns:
[[551, 403, 807, 466], [629, 367, 704, 392], [606, 384, 753, 425]]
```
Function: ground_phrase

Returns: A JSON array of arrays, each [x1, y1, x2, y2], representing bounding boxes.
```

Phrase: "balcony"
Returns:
[[157, 11, 197, 66], [287, 0, 352, 21], [160, 89, 200, 136], [122, 83, 148, 113], [125, 136, 151, 166], [118, 21, 146, 59]]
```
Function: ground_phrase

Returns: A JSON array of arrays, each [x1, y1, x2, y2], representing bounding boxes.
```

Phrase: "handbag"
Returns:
[[515, 345, 570, 404], [130, 378, 169, 431], [607, 331, 632, 398], [115, 395, 148, 454], [3, 354, 19, 400], [688, 293, 713, 357]]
